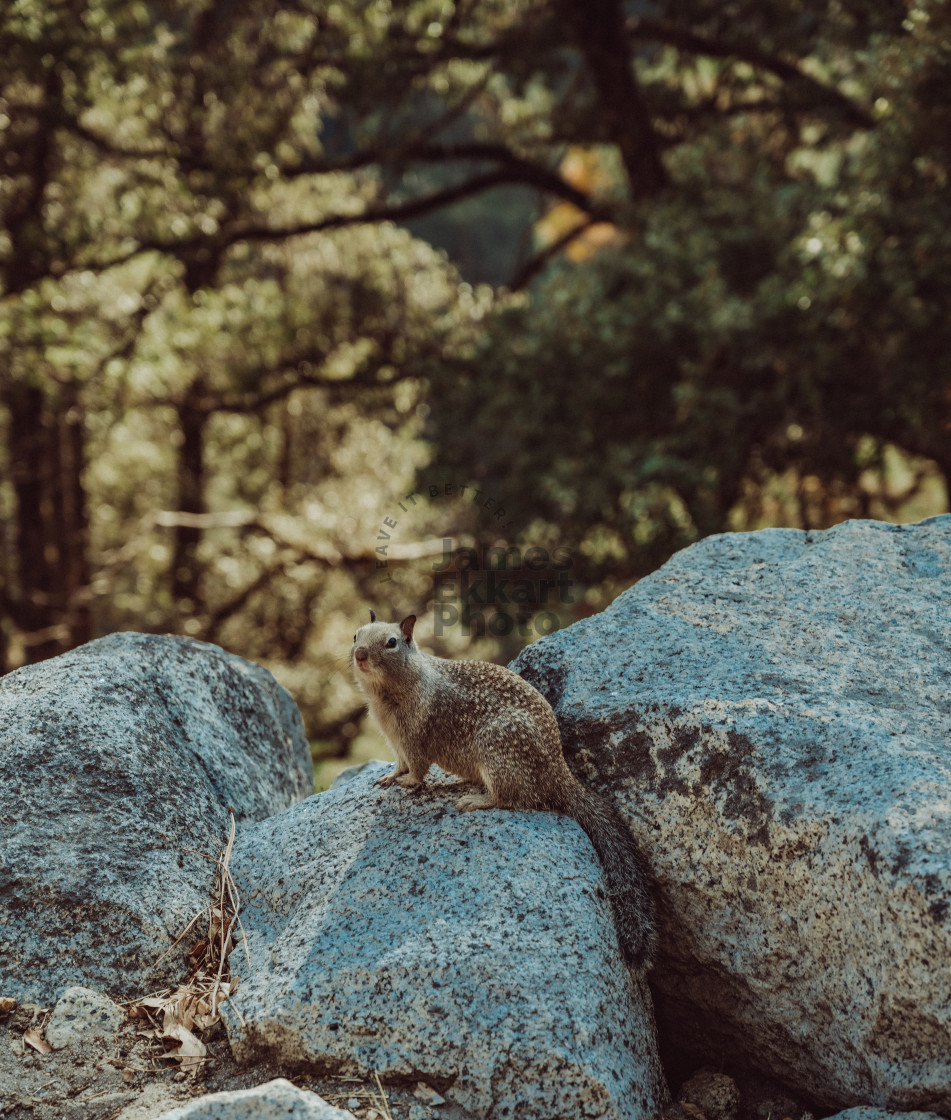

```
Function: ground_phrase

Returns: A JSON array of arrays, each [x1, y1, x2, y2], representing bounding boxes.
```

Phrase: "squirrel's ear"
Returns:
[[369, 608, 376, 623], [400, 615, 417, 643]]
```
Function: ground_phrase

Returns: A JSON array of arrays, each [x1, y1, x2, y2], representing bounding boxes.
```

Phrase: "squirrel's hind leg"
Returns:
[[457, 768, 505, 810], [456, 791, 498, 812]]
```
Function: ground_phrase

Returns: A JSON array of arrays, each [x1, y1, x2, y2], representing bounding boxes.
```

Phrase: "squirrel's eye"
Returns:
[[353, 634, 357, 643], [385, 637, 398, 649]]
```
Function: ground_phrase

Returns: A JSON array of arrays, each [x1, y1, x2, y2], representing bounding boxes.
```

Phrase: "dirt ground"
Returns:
[[0, 999, 469, 1120]]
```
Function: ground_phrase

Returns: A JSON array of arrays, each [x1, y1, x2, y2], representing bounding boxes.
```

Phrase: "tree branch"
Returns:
[[230, 166, 609, 244], [510, 217, 600, 291], [301, 71, 495, 174], [71, 119, 168, 160], [79, 161, 609, 277], [628, 17, 874, 128], [286, 144, 606, 215]]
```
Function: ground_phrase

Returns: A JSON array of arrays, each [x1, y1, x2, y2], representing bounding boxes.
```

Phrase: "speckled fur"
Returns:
[[351, 614, 656, 972]]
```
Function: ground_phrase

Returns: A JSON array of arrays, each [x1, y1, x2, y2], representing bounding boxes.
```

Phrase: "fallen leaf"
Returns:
[[414, 1082, 446, 1106], [23, 1029, 51, 1055], [158, 991, 209, 1075], [162, 1020, 207, 1074], [0, 997, 16, 1013]]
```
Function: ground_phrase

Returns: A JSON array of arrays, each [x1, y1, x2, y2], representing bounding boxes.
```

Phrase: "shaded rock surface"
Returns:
[[152, 1078, 355, 1119], [512, 516, 951, 1114], [0, 632, 312, 1004], [221, 761, 667, 1120]]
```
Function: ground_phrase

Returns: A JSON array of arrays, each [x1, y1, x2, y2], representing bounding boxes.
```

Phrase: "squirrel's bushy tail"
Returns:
[[567, 785, 656, 973]]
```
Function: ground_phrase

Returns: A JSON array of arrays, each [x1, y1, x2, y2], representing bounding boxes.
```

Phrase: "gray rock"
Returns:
[[111, 1081, 191, 1120], [45, 986, 124, 1049], [221, 762, 667, 1120], [329, 759, 382, 788], [512, 516, 951, 1113], [152, 1078, 355, 1118], [0, 632, 312, 1004], [826, 1111, 946, 1120]]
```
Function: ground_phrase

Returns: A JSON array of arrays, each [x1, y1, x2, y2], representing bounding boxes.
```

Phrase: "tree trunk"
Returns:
[[558, 0, 668, 199], [1, 380, 93, 666], [56, 382, 93, 649], [171, 379, 210, 620]]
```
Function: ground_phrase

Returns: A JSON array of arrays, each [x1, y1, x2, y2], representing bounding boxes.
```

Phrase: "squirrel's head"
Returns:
[[350, 611, 419, 692]]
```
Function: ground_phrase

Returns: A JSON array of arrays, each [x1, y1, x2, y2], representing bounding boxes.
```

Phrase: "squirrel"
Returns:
[[350, 610, 656, 972]]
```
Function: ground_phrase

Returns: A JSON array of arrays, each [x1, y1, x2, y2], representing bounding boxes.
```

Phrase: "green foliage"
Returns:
[[0, 0, 948, 761], [0, 0, 489, 740], [425, 0, 951, 585]]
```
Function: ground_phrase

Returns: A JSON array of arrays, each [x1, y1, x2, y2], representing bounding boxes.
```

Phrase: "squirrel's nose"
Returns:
[[354, 646, 368, 662]]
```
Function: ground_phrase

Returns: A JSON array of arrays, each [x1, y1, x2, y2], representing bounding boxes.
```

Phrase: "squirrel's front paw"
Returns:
[[394, 774, 423, 790], [376, 769, 403, 788]]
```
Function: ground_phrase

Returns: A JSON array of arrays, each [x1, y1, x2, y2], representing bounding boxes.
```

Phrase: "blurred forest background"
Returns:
[[2, 0, 949, 782]]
